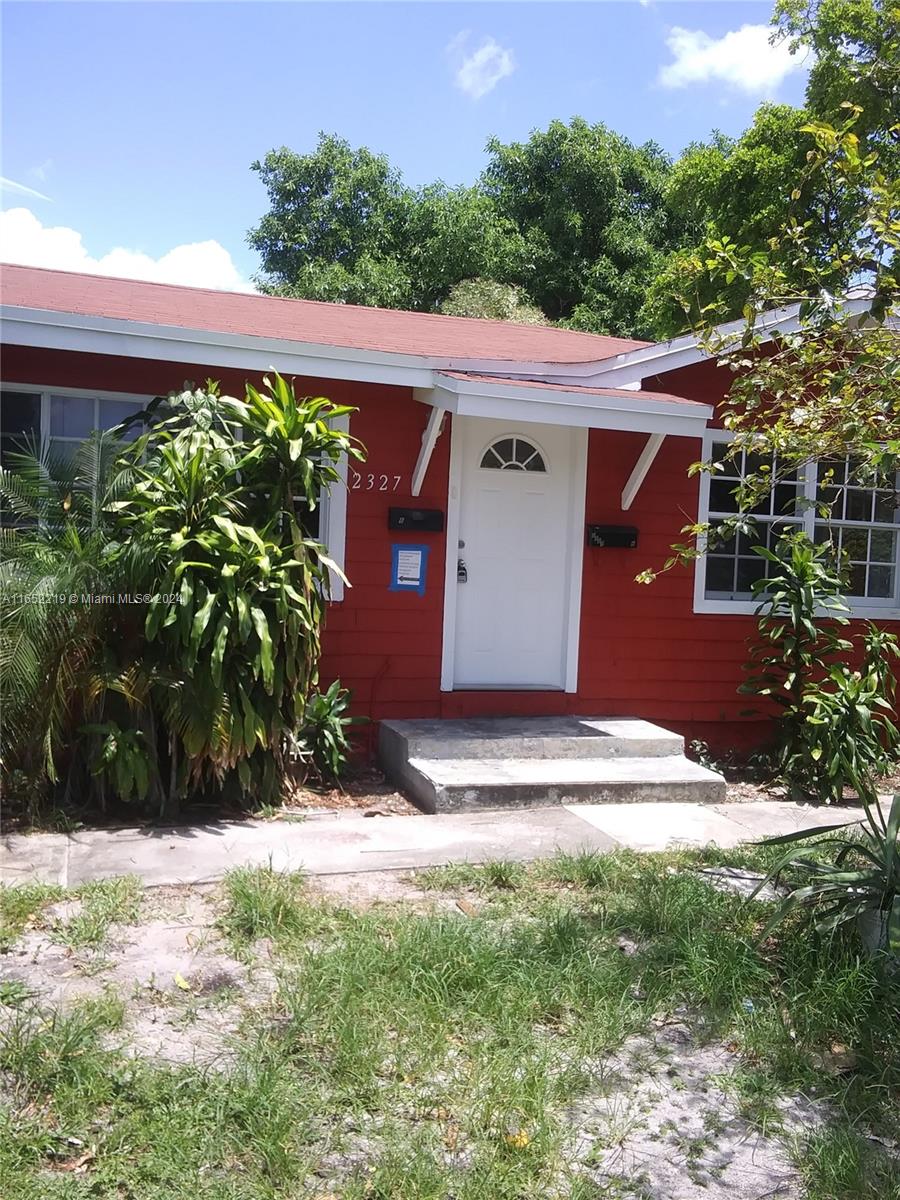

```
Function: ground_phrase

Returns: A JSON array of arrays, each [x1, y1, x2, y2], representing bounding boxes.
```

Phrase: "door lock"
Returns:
[[457, 557, 468, 583]]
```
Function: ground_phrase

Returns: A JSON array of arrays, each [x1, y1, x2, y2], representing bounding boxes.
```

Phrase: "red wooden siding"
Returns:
[[1, 346, 450, 758], [5, 346, 895, 757]]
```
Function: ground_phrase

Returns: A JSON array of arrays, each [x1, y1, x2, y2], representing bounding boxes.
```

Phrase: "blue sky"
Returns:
[[1, 1, 811, 290]]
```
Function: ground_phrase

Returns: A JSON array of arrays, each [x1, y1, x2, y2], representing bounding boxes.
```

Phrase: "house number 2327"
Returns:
[[350, 472, 403, 492]]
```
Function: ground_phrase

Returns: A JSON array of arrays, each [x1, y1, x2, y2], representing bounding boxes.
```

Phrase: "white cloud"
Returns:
[[0, 207, 251, 291], [659, 24, 807, 95], [1, 176, 52, 203], [447, 31, 515, 100]]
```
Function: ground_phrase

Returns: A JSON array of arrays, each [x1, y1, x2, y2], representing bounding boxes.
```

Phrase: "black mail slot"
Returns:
[[389, 507, 445, 532], [587, 524, 638, 548]]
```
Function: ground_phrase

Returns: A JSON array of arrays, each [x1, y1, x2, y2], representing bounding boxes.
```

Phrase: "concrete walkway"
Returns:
[[0, 799, 870, 890]]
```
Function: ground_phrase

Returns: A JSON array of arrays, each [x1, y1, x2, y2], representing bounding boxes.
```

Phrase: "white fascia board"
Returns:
[[534, 296, 889, 389], [549, 296, 897, 386], [0, 305, 646, 388], [3, 306, 644, 386], [1, 307, 437, 389], [429, 378, 711, 437], [4, 296, 893, 395], [1, 307, 621, 384]]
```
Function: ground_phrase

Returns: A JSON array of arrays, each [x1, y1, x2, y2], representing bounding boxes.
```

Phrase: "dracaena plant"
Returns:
[[740, 531, 900, 803], [115, 376, 364, 806], [0, 376, 365, 817], [285, 679, 366, 786]]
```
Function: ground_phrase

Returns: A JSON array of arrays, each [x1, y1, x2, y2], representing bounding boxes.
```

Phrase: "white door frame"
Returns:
[[440, 414, 588, 693]]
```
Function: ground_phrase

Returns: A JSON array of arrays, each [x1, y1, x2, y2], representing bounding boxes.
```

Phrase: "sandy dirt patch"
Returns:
[[570, 1018, 824, 1199]]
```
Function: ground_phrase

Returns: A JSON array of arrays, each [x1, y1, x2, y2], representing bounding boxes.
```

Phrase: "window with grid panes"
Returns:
[[813, 456, 898, 604], [698, 434, 900, 613], [703, 439, 803, 600]]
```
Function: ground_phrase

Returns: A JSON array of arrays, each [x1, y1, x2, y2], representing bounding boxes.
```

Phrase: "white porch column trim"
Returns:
[[411, 404, 445, 497], [621, 432, 665, 511]]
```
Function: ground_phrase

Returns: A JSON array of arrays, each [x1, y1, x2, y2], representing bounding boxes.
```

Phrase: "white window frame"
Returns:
[[694, 428, 900, 619], [320, 413, 349, 602], [1, 382, 152, 454], [0, 383, 350, 602]]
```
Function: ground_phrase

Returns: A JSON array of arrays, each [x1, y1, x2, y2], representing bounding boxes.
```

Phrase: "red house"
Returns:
[[2, 265, 897, 766]]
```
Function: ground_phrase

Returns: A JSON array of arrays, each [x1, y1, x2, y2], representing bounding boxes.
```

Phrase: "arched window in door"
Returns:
[[479, 436, 547, 472]]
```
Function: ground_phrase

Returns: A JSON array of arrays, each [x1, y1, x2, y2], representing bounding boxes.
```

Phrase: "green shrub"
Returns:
[[287, 678, 363, 785], [742, 532, 900, 802], [0, 375, 365, 815], [753, 793, 900, 958]]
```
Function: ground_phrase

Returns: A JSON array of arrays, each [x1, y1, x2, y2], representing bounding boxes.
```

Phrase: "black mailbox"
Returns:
[[587, 524, 638, 549], [389, 507, 445, 533]]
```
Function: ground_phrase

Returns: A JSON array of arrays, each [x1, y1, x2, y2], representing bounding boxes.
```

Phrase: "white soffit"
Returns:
[[421, 376, 712, 438]]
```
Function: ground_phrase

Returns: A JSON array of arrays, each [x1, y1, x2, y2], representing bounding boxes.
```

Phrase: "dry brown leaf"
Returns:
[[55, 1149, 95, 1173]]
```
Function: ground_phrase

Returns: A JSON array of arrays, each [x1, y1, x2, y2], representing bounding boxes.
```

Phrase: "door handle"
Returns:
[[457, 557, 468, 583]]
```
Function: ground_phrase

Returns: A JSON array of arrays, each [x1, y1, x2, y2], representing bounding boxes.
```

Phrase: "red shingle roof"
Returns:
[[438, 372, 706, 409], [1, 264, 649, 365]]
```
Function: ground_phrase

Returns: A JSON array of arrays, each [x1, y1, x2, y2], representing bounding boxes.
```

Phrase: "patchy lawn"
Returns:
[[1, 848, 897, 1199]]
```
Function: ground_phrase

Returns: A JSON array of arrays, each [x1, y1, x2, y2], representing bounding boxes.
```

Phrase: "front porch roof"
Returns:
[[422, 370, 713, 437], [409, 370, 713, 503]]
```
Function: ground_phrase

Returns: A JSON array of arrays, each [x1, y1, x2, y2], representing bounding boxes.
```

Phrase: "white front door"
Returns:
[[451, 417, 585, 690]]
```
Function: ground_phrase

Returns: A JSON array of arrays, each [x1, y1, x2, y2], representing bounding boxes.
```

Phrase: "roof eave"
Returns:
[[545, 296, 895, 389], [423, 375, 712, 438], [0, 304, 640, 385]]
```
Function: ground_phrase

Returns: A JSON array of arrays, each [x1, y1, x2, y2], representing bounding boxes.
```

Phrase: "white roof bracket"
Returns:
[[411, 404, 446, 497], [621, 432, 666, 511]]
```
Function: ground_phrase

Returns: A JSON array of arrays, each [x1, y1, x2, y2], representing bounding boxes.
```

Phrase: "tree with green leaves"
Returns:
[[695, 109, 897, 495], [776, 0, 899, 161], [480, 118, 689, 335], [639, 105, 849, 336], [439, 278, 548, 324], [249, 120, 690, 336], [249, 135, 524, 313], [645, 0, 898, 337], [249, 136, 416, 308], [640, 96, 898, 800], [639, 105, 898, 590]]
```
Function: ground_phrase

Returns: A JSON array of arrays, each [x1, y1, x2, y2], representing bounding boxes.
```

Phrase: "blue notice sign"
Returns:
[[390, 544, 429, 595]]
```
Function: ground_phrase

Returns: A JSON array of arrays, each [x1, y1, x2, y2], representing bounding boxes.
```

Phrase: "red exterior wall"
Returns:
[[5, 346, 895, 758], [1, 347, 451, 760]]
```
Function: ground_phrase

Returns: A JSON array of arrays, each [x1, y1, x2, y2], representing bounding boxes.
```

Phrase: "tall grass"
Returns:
[[1, 848, 897, 1198]]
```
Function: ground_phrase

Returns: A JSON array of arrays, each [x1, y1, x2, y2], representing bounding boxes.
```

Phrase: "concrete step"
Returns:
[[378, 716, 725, 814], [402, 755, 726, 813], [380, 716, 685, 764]]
